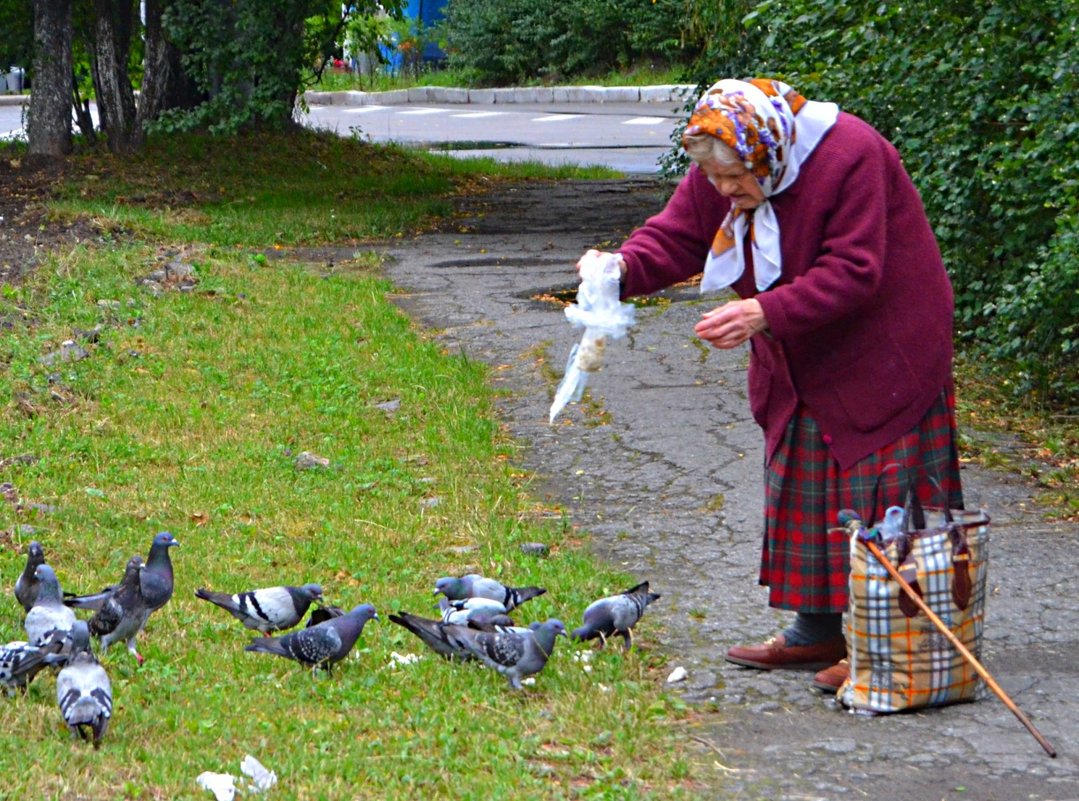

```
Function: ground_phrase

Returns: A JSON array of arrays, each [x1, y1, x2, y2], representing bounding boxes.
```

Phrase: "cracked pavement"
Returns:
[[378, 178, 1078, 800]]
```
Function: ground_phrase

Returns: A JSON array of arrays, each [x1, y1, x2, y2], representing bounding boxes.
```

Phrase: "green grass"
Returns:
[[310, 63, 689, 94], [0, 132, 699, 799]]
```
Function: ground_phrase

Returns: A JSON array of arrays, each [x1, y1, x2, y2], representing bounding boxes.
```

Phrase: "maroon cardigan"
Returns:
[[619, 112, 955, 470]]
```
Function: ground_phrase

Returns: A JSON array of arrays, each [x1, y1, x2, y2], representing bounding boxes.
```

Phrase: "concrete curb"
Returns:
[[0, 94, 29, 106], [304, 84, 696, 107]]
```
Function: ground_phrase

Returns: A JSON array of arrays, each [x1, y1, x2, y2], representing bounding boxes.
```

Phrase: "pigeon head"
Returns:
[[346, 603, 379, 625], [33, 564, 62, 598], [27, 540, 45, 565], [434, 577, 465, 599], [299, 584, 323, 602], [68, 620, 92, 655], [152, 531, 180, 550]]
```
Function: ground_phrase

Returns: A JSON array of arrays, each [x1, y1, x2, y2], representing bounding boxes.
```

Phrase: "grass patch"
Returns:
[[0, 132, 699, 798]]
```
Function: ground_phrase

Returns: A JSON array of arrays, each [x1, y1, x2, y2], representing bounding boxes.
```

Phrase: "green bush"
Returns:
[[439, 0, 695, 86]]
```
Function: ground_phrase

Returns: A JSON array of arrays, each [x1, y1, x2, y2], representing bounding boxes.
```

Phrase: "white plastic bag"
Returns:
[[549, 252, 636, 423]]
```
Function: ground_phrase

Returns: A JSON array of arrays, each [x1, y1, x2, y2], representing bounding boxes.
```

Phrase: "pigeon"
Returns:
[[65, 531, 180, 614], [571, 581, 661, 651], [195, 583, 324, 633], [388, 611, 517, 660], [14, 540, 46, 613], [438, 596, 515, 628], [55, 621, 112, 749], [24, 565, 77, 647], [438, 618, 567, 689], [433, 574, 546, 612], [0, 637, 65, 694], [245, 603, 378, 671], [88, 556, 151, 665]]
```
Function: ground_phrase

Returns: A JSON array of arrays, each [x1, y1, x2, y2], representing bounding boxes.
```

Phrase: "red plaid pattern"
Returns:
[[760, 390, 962, 612]]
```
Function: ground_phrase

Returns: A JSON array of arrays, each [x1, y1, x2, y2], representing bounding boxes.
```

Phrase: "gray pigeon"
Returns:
[[0, 637, 65, 694], [88, 556, 151, 665], [245, 603, 378, 671], [14, 540, 46, 613], [440, 618, 567, 689], [55, 621, 112, 749], [438, 597, 515, 628], [24, 565, 77, 647], [65, 531, 180, 614], [433, 573, 546, 612], [571, 580, 661, 650], [195, 583, 323, 633]]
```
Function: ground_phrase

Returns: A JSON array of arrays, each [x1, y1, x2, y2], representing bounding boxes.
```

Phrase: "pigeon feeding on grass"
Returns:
[[388, 611, 508, 661], [24, 565, 77, 648], [0, 637, 65, 694], [438, 597, 515, 628], [14, 540, 47, 613], [439, 618, 567, 690], [55, 621, 112, 749], [245, 603, 378, 672], [65, 531, 180, 615], [571, 581, 661, 651], [196, 583, 324, 634], [433, 574, 546, 612], [88, 556, 152, 665]]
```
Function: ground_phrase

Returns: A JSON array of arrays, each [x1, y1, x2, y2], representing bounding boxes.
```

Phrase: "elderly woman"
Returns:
[[583, 78, 964, 692]]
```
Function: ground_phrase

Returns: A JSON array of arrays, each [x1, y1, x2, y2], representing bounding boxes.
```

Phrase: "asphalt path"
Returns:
[[299, 100, 684, 174]]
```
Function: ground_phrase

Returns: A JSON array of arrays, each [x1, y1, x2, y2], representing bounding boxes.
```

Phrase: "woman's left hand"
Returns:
[[694, 298, 768, 349]]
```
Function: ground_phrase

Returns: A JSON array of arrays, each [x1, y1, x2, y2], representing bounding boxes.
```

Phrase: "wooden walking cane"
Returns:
[[848, 517, 1058, 758]]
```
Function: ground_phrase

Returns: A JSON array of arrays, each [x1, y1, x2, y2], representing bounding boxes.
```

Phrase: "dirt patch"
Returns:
[[0, 154, 106, 284]]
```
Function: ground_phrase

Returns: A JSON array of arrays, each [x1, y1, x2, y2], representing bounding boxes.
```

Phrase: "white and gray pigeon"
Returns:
[[14, 540, 46, 613], [440, 618, 567, 689], [0, 637, 65, 694], [65, 531, 180, 614], [571, 580, 661, 651], [433, 573, 546, 612], [88, 556, 151, 665], [25, 564, 77, 647], [55, 621, 112, 749], [245, 603, 378, 672], [438, 597, 515, 628], [195, 583, 323, 633]]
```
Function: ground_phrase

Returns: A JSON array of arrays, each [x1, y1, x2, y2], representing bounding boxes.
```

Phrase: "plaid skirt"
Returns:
[[759, 389, 963, 613]]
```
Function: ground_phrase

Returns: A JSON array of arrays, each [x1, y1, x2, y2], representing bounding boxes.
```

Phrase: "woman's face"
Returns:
[[699, 159, 766, 210]]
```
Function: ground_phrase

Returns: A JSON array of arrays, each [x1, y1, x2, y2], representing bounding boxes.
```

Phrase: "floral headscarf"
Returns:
[[684, 78, 839, 292]]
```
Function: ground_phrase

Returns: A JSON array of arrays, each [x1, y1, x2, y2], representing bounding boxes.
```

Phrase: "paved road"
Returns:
[[2, 93, 685, 173], [300, 100, 684, 174]]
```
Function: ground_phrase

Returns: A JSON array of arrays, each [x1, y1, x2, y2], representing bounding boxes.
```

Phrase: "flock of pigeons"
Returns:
[[3, 531, 662, 749]]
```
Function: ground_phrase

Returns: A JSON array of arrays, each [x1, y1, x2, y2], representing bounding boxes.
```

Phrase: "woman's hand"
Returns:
[[576, 249, 627, 278], [694, 298, 768, 349]]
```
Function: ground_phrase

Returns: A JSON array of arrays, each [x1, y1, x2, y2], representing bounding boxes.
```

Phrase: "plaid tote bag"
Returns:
[[839, 472, 991, 713]]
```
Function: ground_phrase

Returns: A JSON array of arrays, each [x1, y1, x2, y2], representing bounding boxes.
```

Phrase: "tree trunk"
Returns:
[[135, 0, 202, 142], [27, 0, 73, 159], [91, 0, 137, 154]]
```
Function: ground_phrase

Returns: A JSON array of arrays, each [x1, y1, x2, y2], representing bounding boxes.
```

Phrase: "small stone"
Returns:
[[519, 542, 550, 557], [295, 451, 330, 470]]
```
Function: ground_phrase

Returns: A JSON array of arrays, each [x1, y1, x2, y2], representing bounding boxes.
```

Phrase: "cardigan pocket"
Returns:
[[833, 346, 921, 433]]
